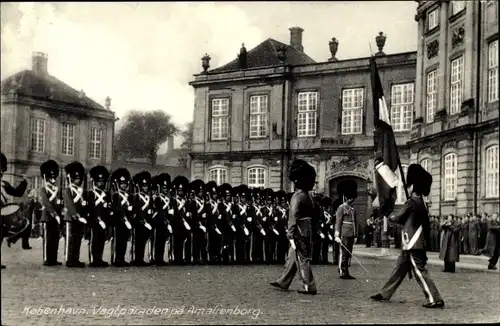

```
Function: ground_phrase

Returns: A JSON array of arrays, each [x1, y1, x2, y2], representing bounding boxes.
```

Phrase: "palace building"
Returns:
[[1, 52, 116, 192], [410, 0, 499, 215], [189, 27, 417, 220]]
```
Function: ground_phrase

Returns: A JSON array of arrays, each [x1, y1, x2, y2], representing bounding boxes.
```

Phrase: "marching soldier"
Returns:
[[189, 180, 209, 264], [234, 185, 251, 264], [218, 183, 236, 264], [151, 173, 173, 266], [87, 166, 111, 267], [39, 160, 63, 266], [131, 171, 154, 266], [251, 188, 266, 264], [275, 191, 289, 264], [63, 161, 88, 268], [206, 181, 222, 263], [371, 164, 444, 309], [334, 180, 358, 279], [171, 176, 191, 265], [110, 168, 133, 267], [270, 159, 317, 295]]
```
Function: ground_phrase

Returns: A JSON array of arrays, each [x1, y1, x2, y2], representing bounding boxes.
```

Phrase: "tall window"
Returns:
[[420, 158, 432, 174], [249, 95, 268, 138], [30, 118, 45, 153], [211, 98, 229, 140], [426, 70, 437, 123], [61, 123, 75, 156], [428, 8, 439, 30], [341, 88, 364, 135], [488, 40, 499, 103], [89, 127, 102, 159], [391, 83, 414, 131], [485, 145, 499, 198], [209, 167, 228, 186], [451, 1, 466, 15], [450, 56, 464, 115], [28, 176, 43, 189], [396, 165, 409, 204], [297, 92, 318, 137], [247, 167, 266, 188], [443, 153, 458, 200]]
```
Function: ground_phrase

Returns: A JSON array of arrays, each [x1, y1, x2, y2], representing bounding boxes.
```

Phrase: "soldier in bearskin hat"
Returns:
[[320, 196, 334, 264], [271, 159, 317, 295], [205, 181, 222, 263], [334, 180, 358, 279], [171, 176, 191, 264], [151, 173, 173, 266], [63, 161, 87, 268], [39, 160, 63, 266], [218, 183, 236, 264], [262, 188, 278, 263], [231, 185, 247, 264], [275, 190, 289, 264], [371, 164, 444, 309], [87, 165, 111, 267], [131, 171, 154, 266], [110, 168, 133, 267], [188, 179, 209, 264], [251, 187, 266, 264]]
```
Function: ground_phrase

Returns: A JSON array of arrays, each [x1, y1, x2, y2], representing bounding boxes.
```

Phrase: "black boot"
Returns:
[[423, 300, 445, 309]]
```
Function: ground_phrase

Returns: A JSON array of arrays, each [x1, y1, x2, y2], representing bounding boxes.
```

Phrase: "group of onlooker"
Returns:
[[364, 213, 499, 272]]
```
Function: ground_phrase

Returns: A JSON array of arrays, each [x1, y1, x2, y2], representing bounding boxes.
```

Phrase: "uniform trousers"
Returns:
[[339, 235, 355, 276], [112, 223, 130, 263], [380, 249, 443, 304], [89, 224, 107, 263], [275, 236, 316, 292], [320, 237, 330, 263], [43, 221, 60, 263], [234, 229, 248, 263], [276, 232, 289, 264], [65, 221, 84, 264], [221, 227, 235, 263], [172, 227, 189, 264], [133, 224, 152, 263], [152, 225, 169, 263], [191, 227, 208, 263], [207, 227, 222, 262]]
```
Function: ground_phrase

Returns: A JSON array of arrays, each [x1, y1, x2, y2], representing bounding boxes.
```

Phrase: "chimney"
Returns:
[[32, 52, 48, 76], [167, 136, 174, 152], [289, 27, 304, 52]]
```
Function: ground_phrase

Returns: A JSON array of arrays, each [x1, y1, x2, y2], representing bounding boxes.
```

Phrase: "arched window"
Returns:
[[208, 167, 228, 185], [420, 158, 432, 173], [443, 153, 458, 200], [396, 165, 409, 204], [247, 166, 266, 188], [485, 145, 499, 198]]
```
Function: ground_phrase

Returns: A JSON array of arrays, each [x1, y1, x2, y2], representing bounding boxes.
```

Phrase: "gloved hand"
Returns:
[[286, 230, 294, 240], [334, 231, 341, 243]]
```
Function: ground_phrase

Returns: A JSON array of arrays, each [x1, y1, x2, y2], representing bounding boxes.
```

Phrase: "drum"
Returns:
[[1, 203, 29, 238]]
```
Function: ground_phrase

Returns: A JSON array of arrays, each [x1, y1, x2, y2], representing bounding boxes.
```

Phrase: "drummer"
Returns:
[[1, 152, 28, 269]]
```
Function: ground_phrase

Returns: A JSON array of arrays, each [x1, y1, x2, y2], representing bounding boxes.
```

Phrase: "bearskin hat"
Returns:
[[289, 159, 316, 182], [40, 160, 59, 179], [262, 188, 274, 199], [89, 165, 109, 182], [133, 171, 151, 186], [189, 179, 205, 194], [320, 196, 332, 208], [407, 164, 432, 196], [206, 181, 218, 194], [111, 168, 131, 184], [218, 183, 232, 197], [172, 176, 189, 190], [0, 152, 7, 172], [65, 161, 85, 180], [252, 187, 262, 198], [338, 180, 358, 200], [153, 173, 171, 190], [275, 190, 287, 200], [238, 185, 249, 197]]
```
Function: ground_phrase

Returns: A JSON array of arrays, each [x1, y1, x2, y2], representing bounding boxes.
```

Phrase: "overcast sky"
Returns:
[[1, 1, 417, 152]]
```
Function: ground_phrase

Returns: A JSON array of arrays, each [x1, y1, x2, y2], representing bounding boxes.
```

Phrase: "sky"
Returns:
[[1, 1, 418, 153]]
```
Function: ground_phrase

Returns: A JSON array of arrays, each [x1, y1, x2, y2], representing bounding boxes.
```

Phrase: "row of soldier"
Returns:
[[36, 159, 351, 269]]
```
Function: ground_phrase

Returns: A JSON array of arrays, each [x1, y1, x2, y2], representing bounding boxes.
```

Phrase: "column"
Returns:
[[414, 17, 425, 119], [463, 4, 475, 100], [437, 1, 450, 111]]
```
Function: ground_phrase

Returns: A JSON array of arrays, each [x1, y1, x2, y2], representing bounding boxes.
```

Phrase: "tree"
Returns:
[[180, 121, 194, 150], [115, 110, 179, 167]]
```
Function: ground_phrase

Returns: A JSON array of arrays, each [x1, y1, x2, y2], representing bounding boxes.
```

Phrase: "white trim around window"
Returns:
[[208, 166, 228, 186], [297, 91, 318, 137], [247, 165, 267, 188], [488, 40, 499, 103], [449, 56, 464, 115], [341, 88, 364, 135], [426, 70, 437, 123], [249, 95, 269, 138], [390, 83, 414, 132], [396, 164, 409, 205], [485, 145, 499, 198], [443, 153, 458, 200], [61, 122, 75, 156], [89, 127, 103, 159], [428, 8, 439, 30], [211, 98, 230, 140], [30, 117, 45, 153]]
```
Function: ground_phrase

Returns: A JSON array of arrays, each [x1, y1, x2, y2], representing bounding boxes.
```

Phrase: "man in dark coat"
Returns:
[[468, 214, 481, 255], [481, 214, 499, 270], [371, 164, 444, 309]]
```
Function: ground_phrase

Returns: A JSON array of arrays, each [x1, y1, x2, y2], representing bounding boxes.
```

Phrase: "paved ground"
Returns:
[[1, 239, 499, 325]]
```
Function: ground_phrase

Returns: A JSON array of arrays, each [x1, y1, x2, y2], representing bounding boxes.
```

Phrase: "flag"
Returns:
[[370, 56, 400, 218]]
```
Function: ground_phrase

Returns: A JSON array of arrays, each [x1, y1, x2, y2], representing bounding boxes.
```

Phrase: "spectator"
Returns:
[[439, 214, 461, 273], [481, 213, 499, 270]]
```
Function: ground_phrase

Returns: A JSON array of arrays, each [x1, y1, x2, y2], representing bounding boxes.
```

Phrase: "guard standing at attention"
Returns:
[[206, 181, 222, 263], [171, 176, 191, 265], [189, 179, 209, 264], [151, 173, 173, 266], [110, 168, 133, 267], [218, 183, 236, 264], [131, 171, 154, 266]]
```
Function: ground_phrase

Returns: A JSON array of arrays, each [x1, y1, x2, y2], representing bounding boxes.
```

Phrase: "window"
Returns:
[[449, 56, 464, 115], [209, 167, 228, 186], [488, 40, 499, 103], [396, 165, 409, 204], [211, 98, 229, 140], [89, 127, 102, 159], [249, 95, 268, 138], [391, 83, 414, 131], [443, 153, 458, 200], [61, 123, 75, 156], [297, 92, 318, 137], [420, 158, 432, 174], [341, 88, 364, 135], [28, 176, 43, 189], [30, 118, 45, 153], [428, 9, 439, 30], [485, 145, 499, 198], [451, 1, 465, 15], [247, 166, 266, 188], [426, 70, 437, 123]]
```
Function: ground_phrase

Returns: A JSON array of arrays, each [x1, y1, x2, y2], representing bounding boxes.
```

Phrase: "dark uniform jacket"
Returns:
[[111, 190, 133, 227], [87, 188, 111, 227], [218, 200, 236, 232], [153, 193, 173, 232], [63, 185, 87, 222], [191, 197, 209, 232], [132, 192, 154, 228], [39, 185, 62, 223], [391, 193, 429, 251], [172, 195, 190, 231], [0, 180, 27, 205]]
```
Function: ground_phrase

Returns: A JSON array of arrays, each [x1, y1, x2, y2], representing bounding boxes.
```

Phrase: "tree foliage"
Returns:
[[180, 121, 194, 150], [115, 110, 179, 166]]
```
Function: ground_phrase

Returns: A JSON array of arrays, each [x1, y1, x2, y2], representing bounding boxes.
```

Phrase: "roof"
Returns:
[[1, 70, 108, 111], [210, 38, 316, 73]]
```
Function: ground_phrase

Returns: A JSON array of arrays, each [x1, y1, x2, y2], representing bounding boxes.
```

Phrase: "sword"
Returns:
[[338, 241, 370, 275]]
